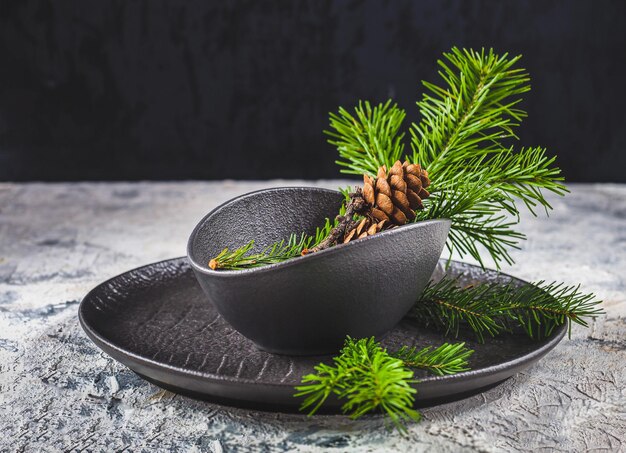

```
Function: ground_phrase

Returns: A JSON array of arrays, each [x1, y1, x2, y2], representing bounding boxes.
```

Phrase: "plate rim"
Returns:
[[79, 257, 567, 393]]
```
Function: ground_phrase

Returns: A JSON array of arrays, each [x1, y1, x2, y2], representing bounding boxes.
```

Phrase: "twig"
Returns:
[[303, 187, 369, 254]]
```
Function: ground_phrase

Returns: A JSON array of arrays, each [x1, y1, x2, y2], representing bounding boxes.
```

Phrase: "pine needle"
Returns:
[[412, 277, 605, 342]]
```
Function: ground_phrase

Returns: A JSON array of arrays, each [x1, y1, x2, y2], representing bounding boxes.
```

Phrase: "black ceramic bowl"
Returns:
[[187, 187, 450, 355]]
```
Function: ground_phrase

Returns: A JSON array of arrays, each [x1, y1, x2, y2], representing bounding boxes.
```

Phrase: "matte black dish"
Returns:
[[79, 258, 567, 411], [187, 187, 451, 355]]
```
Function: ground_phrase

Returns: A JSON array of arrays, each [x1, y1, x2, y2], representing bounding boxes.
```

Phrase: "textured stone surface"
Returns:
[[0, 181, 624, 452]]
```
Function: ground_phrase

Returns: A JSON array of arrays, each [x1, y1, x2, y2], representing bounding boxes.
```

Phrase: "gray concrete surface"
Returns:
[[0, 181, 624, 452]]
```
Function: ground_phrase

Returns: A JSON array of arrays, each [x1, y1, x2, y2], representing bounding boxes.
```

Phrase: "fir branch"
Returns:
[[295, 337, 471, 432], [415, 173, 526, 267], [414, 146, 567, 267], [208, 234, 312, 270], [392, 342, 473, 376], [412, 278, 508, 342], [295, 337, 419, 432], [412, 277, 604, 342], [411, 48, 531, 174], [410, 48, 568, 267], [431, 146, 568, 216], [324, 48, 567, 268], [208, 202, 347, 270], [499, 281, 605, 339], [327, 100, 406, 177]]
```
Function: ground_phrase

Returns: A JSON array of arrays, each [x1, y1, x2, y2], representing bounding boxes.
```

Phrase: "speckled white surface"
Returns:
[[0, 182, 624, 452]]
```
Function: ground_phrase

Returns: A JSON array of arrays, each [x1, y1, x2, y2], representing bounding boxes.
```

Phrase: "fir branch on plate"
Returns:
[[392, 342, 474, 376], [502, 281, 605, 338], [294, 337, 473, 433], [412, 277, 605, 342]]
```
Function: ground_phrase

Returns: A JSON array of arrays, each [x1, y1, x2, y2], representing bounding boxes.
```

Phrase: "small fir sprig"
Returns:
[[208, 234, 311, 270], [209, 204, 348, 270], [413, 277, 605, 342], [294, 337, 473, 432]]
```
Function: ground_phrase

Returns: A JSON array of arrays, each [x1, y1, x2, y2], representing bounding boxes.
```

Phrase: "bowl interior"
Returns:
[[189, 187, 344, 267]]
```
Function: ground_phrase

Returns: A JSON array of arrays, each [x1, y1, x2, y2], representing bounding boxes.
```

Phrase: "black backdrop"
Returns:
[[1, 0, 625, 182]]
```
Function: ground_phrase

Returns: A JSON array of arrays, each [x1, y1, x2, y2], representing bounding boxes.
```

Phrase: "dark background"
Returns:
[[1, 0, 625, 182]]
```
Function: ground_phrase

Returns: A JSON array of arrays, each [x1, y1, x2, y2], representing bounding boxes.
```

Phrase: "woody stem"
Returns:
[[304, 188, 370, 254]]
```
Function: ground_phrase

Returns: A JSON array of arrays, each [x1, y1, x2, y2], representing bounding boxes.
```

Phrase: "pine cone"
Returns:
[[343, 217, 388, 244], [362, 160, 431, 226]]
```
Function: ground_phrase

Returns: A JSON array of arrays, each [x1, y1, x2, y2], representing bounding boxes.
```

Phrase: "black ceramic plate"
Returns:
[[79, 258, 567, 412]]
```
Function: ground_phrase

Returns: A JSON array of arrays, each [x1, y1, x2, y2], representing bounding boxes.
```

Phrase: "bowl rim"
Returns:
[[187, 186, 450, 278]]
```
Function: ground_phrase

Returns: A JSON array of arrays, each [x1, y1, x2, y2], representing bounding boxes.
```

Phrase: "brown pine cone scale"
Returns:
[[362, 160, 431, 226], [343, 217, 388, 244]]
